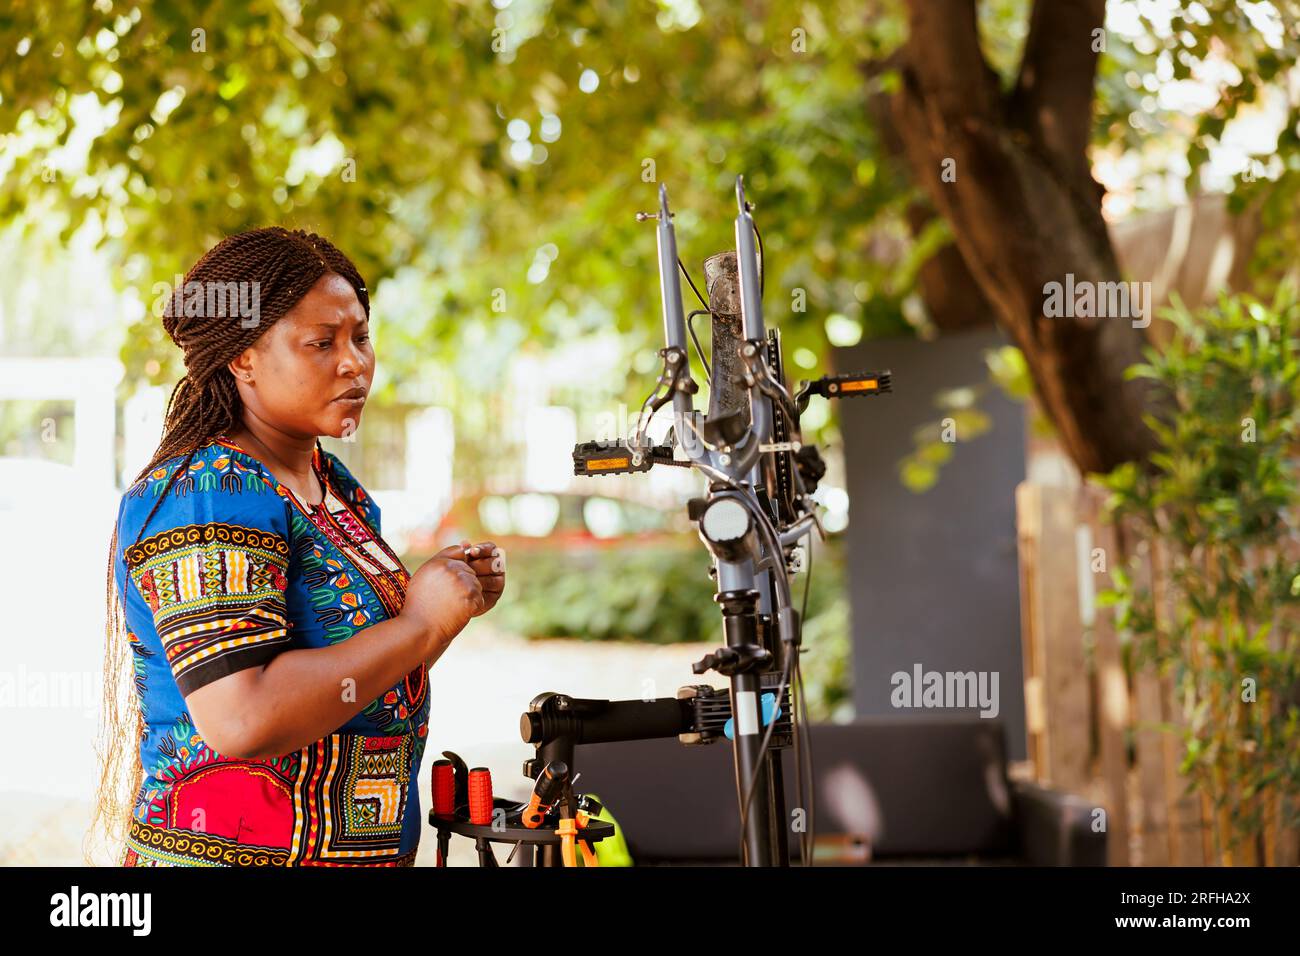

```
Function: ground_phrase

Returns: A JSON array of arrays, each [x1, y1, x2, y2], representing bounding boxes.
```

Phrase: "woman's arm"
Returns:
[[186, 613, 445, 759], [187, 547, 488, 759]]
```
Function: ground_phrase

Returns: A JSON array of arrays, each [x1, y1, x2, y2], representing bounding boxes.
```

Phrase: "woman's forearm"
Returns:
[[240, 615, 448, 758]]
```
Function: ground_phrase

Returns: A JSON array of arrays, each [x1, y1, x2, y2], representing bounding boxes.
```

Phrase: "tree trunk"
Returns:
[[885, 0, 1168, 474]]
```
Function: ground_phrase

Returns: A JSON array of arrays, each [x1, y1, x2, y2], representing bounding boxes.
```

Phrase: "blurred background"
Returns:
[[1, 0, 1297, 866]]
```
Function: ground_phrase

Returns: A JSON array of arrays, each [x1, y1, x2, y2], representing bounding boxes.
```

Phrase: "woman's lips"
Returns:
[[333, 395, 366, 407]]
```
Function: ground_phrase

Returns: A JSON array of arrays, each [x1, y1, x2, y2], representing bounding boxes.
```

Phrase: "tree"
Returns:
[[889, 1, 1156, 473], [887, 0, 1299, 474], [2, 1, 1296, 473]]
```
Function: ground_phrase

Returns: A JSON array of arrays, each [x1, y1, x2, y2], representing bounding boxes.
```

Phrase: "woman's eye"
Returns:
[[311, 341, 331, 349], [356, 335, 370, 344]]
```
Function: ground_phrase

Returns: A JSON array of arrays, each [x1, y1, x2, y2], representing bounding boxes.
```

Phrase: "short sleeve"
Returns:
[[121, 484, 293, 697]]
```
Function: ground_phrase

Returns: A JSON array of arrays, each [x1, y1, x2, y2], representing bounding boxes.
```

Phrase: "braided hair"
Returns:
[[88, 227, 370, 863]]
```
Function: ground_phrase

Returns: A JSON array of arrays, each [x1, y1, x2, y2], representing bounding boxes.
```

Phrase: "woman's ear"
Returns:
[[228, 348, 254, 383]]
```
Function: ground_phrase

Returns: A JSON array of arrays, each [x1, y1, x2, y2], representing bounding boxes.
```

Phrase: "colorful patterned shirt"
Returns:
[[112, 435, 429, 866]]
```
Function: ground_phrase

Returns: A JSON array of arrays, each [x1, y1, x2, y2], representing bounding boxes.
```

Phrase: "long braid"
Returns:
[[87, 227, 370, 865]]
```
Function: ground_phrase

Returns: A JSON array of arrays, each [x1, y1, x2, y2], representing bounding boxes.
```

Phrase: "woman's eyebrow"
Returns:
[[307, 318, 368, 330]]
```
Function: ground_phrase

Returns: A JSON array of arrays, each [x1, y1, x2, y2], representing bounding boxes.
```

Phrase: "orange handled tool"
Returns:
[[558, 812, 601, 867], [522, 760, 567, 829], [468, 767, 494, 826], [574, 809, 600, 866]]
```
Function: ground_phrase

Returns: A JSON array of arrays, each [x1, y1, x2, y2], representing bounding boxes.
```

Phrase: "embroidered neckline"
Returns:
[[203, 436, 402, 582], [211, 435, 330, 511]]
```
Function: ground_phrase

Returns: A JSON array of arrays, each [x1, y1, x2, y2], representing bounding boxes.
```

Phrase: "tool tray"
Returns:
[[428, 797, 616, 845]]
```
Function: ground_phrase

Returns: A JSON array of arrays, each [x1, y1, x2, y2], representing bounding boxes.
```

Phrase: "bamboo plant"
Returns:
[[1100, 287, 1300, 866]]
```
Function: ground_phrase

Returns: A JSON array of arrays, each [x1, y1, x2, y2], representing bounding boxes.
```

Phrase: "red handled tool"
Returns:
[[431, 759, 456, 866]]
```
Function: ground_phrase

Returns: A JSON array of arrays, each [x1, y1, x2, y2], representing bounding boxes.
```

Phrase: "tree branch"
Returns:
[[886, 0, 1165, 473], [900, 0, 1000, 121], [1011, 0, 1107, 182]]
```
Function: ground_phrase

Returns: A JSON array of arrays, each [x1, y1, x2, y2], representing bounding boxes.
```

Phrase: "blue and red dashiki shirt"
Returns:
[[112, 435, 429, 866]]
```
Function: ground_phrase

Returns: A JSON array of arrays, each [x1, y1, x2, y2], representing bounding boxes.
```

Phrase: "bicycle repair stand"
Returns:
[[428, 176, 889, 867], [427, 678, 794, 867]]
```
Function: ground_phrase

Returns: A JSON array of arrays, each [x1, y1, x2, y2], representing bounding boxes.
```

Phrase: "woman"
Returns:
[[93, 227, 503, 866]]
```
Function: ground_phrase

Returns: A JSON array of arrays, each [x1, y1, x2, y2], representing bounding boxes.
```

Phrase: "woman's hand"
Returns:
[[400, 545, 487, 652], [456, 539, 506, 615]]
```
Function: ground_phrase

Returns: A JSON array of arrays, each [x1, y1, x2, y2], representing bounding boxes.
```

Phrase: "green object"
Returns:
[[1099, 287, 1300, 858], [585, 793, 634, 867]]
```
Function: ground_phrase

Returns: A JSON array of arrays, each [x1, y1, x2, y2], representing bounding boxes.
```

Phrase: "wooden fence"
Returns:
[[1016, 480, 1299, 866]]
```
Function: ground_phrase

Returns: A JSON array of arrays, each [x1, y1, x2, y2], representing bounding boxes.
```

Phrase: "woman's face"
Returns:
[[228, 271, 374, 441]]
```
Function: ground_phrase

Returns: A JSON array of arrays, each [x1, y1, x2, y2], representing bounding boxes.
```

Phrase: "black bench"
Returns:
[[574, 715, 1105, 866]]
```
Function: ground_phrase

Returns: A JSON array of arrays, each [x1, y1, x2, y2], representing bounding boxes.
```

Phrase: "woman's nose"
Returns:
[[337, 340, 369, 376]]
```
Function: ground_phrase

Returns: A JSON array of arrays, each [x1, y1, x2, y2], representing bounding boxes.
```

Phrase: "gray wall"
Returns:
[[834, 329, 1027, 760]]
